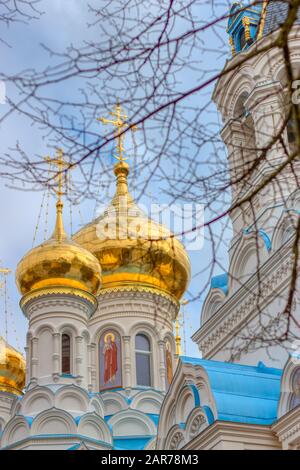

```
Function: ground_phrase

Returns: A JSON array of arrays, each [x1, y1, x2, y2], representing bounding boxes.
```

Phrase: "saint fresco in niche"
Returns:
[[165, 340, 173, 387], [99, 331, 122, 390], [290, 367, 300, 410]]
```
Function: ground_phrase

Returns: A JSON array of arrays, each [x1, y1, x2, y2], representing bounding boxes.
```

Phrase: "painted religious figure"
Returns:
[[290, 367, 300, 410], [99, 331, 122, 390], [165, 340, 173, 387]]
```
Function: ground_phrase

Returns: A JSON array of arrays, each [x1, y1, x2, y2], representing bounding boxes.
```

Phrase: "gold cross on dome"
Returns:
[[0, 268, 10, 275], [45, 149, 70, 203], [0, 260, 11, 276], [97, 101, 138, 162], [0, 265, 11, 290]]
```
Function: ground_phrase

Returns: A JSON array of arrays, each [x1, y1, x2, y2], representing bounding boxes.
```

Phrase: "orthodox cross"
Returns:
[[97, 101, 137, 162], [45, 149, 69, 203], [0, 265, 11, 289]]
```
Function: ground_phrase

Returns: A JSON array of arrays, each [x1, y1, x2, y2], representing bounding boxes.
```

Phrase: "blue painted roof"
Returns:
[[180, 356, 282, 425], [211, 273, 228, 295]]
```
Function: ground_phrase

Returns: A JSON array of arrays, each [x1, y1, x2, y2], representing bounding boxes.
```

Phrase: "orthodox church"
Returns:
[[0, 1, 300, 450]]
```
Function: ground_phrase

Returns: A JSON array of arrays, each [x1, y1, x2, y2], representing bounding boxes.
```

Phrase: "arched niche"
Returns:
[[278, 359, 300, 418], [108, 410, 156, 437], [201, 288, 226, 325], [272, 211, 297, 250]]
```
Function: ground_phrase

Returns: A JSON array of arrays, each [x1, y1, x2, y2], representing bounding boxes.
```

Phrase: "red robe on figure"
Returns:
[[104, 339, 118, 384]]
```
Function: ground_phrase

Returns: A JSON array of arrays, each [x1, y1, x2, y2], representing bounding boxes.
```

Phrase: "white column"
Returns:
[[31, 337, 38, 384], [91, 343, 97, 391], [247, 81, 284, 151], [87, 343, 92, 392], [75, 336, 83, 385], [123, 336, 131, 389], [158, 340, 167, 392], [24, 346, 29, 387], [52, 332, 60, 380]]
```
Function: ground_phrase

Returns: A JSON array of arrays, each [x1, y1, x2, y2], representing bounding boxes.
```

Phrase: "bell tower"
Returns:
[[193, 1, 300, 367]]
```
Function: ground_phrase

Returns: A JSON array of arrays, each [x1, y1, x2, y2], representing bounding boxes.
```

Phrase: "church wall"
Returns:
[[88, 289, 178, 393]]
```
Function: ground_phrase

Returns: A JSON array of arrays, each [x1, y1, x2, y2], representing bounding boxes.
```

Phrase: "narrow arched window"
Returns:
[[61, 334, 71, 374], [239, 28, 246, 50], [135, 334, 151, 386], [287, 117, 297, 151]]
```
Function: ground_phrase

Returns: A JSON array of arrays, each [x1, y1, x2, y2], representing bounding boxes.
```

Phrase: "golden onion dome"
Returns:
[[73, 161, 190, 301], [0, 337, 25, 395], [16, 199, 102, 298]]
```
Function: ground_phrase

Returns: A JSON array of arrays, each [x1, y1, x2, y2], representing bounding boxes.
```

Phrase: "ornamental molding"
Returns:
[[169, 430, 185, 450], [24, 297, 92, 317], [183, 420, 279, 450], [97, 286, 179, 308], [272, 405, 300, 445], [90, 309, 173, 328], [1, 435, 112, 450], [193, 241, 293, 358], [0, 394, 16, 406], [189, 414, 206, 439], [213, 28, 300, 119], [20, 289, 97, 318]]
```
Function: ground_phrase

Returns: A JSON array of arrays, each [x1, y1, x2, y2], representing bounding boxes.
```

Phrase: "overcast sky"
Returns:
[[0, 1, 230, 357]]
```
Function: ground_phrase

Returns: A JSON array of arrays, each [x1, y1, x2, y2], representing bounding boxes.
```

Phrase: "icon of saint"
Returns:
[[103, 333, 118, 384]]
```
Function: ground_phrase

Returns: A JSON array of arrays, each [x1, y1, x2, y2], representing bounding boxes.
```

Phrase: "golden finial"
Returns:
[[45, 149, 69, 241], [97, 100, 137, 162], [242, 16, 251, 42], [0, 267, 11, 276], [229, 36, 235, 56]]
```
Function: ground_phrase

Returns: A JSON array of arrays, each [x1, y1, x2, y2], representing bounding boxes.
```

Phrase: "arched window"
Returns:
[[239, 28, 246, 50], [61, 334, 71, 374], [289, 367, 300, 411], [135, 334, 151, 386]]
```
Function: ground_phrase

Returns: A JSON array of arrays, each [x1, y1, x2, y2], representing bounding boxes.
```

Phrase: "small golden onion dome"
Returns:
[[16, 200, 102, 297], [73, 161, 190, 301], [0, 337, 25, 395]]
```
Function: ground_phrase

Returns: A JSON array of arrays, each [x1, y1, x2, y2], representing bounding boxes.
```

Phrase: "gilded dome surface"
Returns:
[[73, 162, 190, 300], [0, 337, 25, 395], [16, 201, 102, 297]]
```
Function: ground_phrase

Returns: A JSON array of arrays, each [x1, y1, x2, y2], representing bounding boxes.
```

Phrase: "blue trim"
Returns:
[[202, 406, 214, 425], [188, 384, 200, 407], [243, 227, 272, 252], [67, 442, 82, 450], [227, 3, 263, 53]]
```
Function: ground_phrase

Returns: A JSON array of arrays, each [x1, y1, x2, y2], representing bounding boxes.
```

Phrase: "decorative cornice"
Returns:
[[193, 241, 293, 358], [272, 405, 300, 445], [183, 420, 280, 450], [20, 287, 98, 317], [97, 285, 179, 308]]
